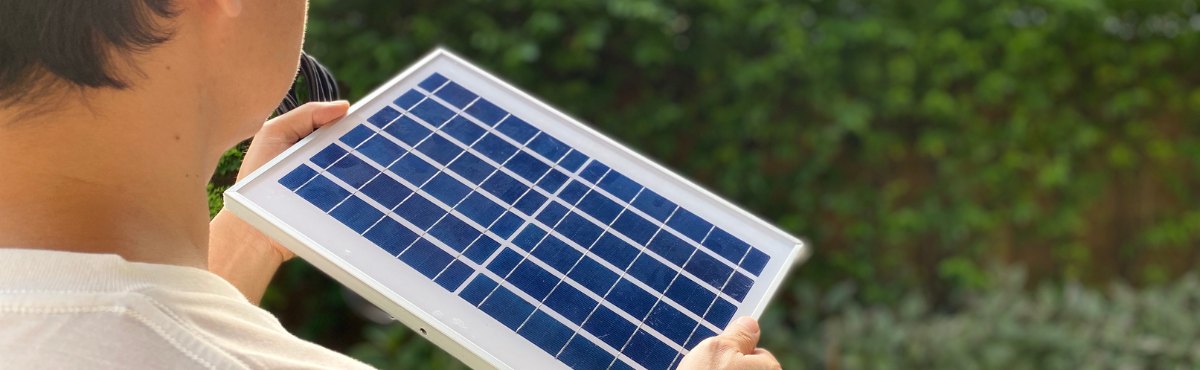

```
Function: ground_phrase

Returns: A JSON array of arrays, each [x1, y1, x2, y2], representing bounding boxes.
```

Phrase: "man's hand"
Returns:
[[677, 317, 782, 370], [209, 101, 350, 303]]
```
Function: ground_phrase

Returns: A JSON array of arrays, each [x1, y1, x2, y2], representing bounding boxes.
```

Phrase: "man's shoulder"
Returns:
[[0, 289, 249, 369], [0, 249, 374, 369]]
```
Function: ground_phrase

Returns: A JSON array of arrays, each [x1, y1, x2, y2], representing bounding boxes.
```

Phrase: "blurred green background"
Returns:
[[208, 0, 1200, 368]]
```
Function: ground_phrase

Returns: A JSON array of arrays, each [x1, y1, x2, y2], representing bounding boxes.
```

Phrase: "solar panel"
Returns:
[[225, 49, 807, 370]]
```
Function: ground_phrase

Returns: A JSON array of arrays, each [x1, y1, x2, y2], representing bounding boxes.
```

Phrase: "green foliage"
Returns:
[[208, 146, 245, 218], [301, 0, 1200, 298], [789, 269, 1200, 369], [204, 0, 1200, 367], [350, 325, 469, 370]]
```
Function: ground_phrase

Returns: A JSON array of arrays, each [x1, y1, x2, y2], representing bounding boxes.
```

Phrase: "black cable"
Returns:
[[274, 51, 340, 116]]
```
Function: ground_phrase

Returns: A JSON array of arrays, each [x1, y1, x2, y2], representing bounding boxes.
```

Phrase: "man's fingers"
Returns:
[[720, 316, 761, 355], [747, 348, 781, 369], [310, 100, 351, 127], [238, 101, 350, 181], [263, 100, 350, 142]]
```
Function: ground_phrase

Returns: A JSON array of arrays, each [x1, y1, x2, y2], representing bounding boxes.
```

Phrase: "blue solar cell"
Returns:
[[394, 194, 444, 230], [480, 172, 526, 204], [435, 81, 478, 109], [340, 125, 374, 147], [359, 174, 411, 209], [632, 189, 676, 222], [527, 134, 569, 162], [557, 181, 590, 205], [393, 89, 424, 109], [723, 271, 753, 302], [418, 73, 448, 91], [536, 169, 569, 193], [460, 275, 498, 306], [559, 151, 589, 173], [465, 98, 507, 126], [490, 213, 524, 239], [496, 116, 537, 144], [486, 248, 523, 276], [428, 215, 481, 252], [685, 325, 716, 349], [531, 236, 582, 273], [509, 261, 557, 300], [462, 235, 500, 264], [367, 106, 401, 126], [579, 161, 609, 183], [544, 283, 596, 325], [326, 155, 378, 189], [399, 238, 453, 279], [279, 165, 318, 190], [506, 151, 550, 183], [472, 133, 518, 162], [423, 173, 471, 206], [480, 285, 535, 330], [703, 229, 751, 265], [582, 305, 636, 349], [685, 252, 734, 289], [296, 174, 351, 211], [667, 208, 713, 243], [535, 201, 569, 226], [383, 116, 431, 146], [608, 279, 655, 318], [591, 233, 638, 270], [512, 226, 547, 252], [665, 275, 716, 317], [442, 116, 486, 144], [610, 358, 637, 370], [435, 260, 473, 291], [330, 195, 384, 234], [513, 191, 547, 217], [455, 192, 505, 227], [646, 303, 695, 345], [629, 254, 675, 292], [556, 213, 604, 248], [310, 145, 347, 169], [415, 134, 463, 165], [569, 256, 619, 295], [647, 231, 693, 266], [741, 248, 769, 276], [611, 212, 658, 245], [577, 191, 622, 225], [623, 329, 677, 370], [357, 135, 405, 166], [364, 217, 419, 256], [705, 298, 736, 328], [390, 154, 438, 185], [559, 336, 615, 370], [517, 310, 573, 355], [598, 171, 642, 202], [447, 152, 493, 184]]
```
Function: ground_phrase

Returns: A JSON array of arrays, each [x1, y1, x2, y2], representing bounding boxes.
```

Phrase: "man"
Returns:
[[0, 1, 782, 369]]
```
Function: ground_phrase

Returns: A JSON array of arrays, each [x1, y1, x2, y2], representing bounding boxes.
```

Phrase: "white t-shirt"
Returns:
[[0, 248, 375, 369]]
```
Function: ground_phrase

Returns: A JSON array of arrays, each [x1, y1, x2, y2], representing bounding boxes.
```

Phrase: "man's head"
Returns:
[[0, 0, 309, 149]]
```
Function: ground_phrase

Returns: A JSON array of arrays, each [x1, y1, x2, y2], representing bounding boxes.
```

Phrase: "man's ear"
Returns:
[[213, 0, 242, 17]]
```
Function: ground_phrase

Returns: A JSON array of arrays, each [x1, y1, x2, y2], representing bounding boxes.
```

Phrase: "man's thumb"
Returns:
[[720, 316, 761, 355]]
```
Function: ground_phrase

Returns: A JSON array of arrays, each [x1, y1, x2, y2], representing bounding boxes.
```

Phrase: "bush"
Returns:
[[790, 269, 1200, 369], [207, 0, 1200, 367]]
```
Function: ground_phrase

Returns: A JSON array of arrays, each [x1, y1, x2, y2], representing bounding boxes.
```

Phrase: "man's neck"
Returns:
[[0, 73, 223, 269]]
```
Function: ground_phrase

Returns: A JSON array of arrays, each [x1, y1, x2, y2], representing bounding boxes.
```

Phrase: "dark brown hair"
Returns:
[[0, 1, 177, 107]]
